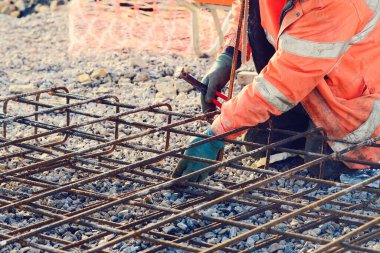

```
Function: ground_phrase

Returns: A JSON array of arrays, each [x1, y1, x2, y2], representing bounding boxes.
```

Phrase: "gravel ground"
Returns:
[[1, 9, 380, 253], [0, 9, 214, 115]]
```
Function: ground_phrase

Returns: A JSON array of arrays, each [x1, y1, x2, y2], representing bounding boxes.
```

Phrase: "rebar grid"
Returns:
[[0, 87, 379, 253]]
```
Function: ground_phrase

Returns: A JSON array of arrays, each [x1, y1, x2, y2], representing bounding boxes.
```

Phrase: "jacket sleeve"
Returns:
[[223, 0, 251, 58], [212, 0, 363, 139]]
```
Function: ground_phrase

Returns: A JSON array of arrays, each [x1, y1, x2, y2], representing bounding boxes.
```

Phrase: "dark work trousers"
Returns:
[[243, 1, 352, 179], [244, 104, 309, 151], [243, 104, 352, 179]]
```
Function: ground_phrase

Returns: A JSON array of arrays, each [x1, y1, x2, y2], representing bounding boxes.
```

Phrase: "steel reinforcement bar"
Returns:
[[0, 88, 379, 253]]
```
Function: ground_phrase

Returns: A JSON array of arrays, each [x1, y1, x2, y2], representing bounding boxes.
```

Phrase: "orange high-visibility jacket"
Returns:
[[211, 0, 380, 168]]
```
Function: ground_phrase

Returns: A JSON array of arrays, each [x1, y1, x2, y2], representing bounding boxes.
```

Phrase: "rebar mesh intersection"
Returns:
[[0, 88, 379, 253]]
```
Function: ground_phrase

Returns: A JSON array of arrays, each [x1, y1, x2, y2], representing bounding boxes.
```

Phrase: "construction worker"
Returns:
[[173, 0, 380, 183]]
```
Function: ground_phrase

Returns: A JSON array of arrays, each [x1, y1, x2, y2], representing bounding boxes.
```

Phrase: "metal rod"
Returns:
[[1, 89, 379, 253]]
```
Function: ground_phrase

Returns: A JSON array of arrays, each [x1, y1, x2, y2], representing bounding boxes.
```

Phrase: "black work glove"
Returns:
[[201, 53, 233, 113], [201, 47, 241, 113]]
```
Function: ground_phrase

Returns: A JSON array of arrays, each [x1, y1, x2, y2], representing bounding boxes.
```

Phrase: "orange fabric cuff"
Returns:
[[211, 115, 247, 140]]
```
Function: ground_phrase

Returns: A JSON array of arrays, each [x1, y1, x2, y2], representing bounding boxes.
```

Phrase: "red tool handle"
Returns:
[[212, 98, 222, 108], [212, 91, 229, 108], [179, 69, 229, 109], [215, 91, 228, 101]]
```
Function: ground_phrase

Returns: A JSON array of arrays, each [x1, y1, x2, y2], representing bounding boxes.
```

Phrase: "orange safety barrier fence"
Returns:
[[68, 0, 231, 55]]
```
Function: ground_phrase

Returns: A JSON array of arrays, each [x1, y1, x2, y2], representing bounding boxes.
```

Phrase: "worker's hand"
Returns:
[[201, 53, 233, 113], [172, 128, 225, 182]]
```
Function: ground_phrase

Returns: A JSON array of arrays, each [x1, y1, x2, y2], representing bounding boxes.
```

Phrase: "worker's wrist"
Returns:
[[205, 128, 225, 149], [211, 116, 246, 140], [221, 46, 242, 69]]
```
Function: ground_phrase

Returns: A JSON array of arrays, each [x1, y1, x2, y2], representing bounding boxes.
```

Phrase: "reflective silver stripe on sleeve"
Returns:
[[264, 29, 276, 47], [279, 0, 380, 59], [279, 33, 348, 59], [366, 0, 379, 12], [350, 0, 380, 44], [255, 75, 295, 112], [330, 99, 380, 152]]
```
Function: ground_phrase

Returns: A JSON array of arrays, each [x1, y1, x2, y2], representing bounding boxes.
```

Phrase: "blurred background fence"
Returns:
[[68, 0, 232, 56]]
